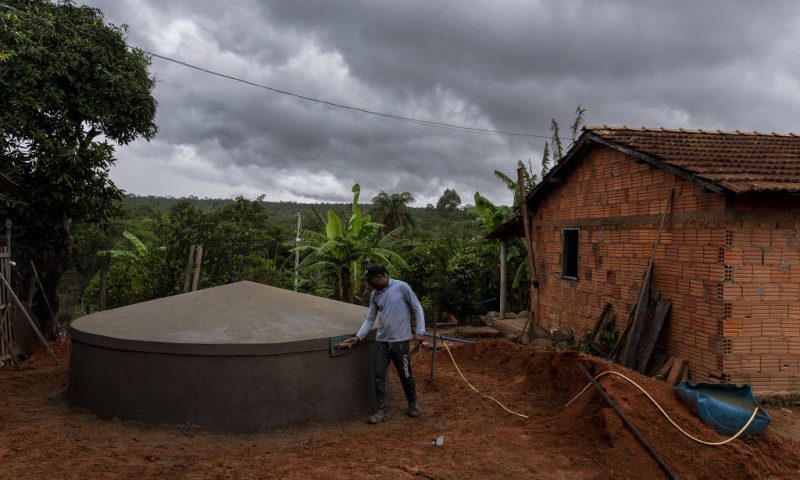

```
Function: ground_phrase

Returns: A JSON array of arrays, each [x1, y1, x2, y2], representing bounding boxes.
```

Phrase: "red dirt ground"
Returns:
[[1, 340, 799, 479]]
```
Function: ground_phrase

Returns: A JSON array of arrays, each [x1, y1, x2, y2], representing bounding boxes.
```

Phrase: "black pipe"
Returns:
[[430, 330, 438, 380], [422, 332, 474, 344], [575, 361, 679, 480]]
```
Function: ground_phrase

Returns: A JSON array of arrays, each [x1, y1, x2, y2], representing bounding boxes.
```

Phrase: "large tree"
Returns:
[[0, 0, 157, 332], [435, 188, 461, 212]]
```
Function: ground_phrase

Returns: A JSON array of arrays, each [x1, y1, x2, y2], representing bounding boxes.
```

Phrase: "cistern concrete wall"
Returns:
[[68, 281, 376, 432]]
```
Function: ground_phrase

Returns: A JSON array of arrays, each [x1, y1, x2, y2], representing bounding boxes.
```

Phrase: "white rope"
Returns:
[[564, 370, 760, 446], [441, 341, 529, 419]]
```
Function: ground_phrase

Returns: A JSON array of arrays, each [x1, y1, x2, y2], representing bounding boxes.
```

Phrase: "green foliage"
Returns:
[[295, 184, 407, 303], [0, 0, 157, 248], [435, 188, 461, 212], [97, 230, 150, 261], [370, 191, 415, 234], [472, 192, 509, 234], [552, 328, 577, 350], [494, 160, 538, 208], [402, 239, 453, 321], [84, 233, 170, 311], [160, 196, 290, 289], [580, 313, 618, 356], [81, 196, 292, 311], [0, 0, 157, 327], [543, 105, 586, 176], [571, 104, 586, 144], [69, 191, 492, 319], [550, 119, 564, 162], [541, 142, 551, 176]]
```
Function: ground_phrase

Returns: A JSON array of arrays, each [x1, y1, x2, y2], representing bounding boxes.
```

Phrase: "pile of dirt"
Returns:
[[449, 340, 800, 479], [1, 338, 798, 479]]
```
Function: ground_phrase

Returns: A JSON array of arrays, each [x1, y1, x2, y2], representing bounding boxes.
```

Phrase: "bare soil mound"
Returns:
[[449, 340, 800, 479], [1, 339, 798, 479]]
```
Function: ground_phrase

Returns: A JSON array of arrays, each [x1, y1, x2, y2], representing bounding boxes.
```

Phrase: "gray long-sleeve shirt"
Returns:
[[355, 279, 425, 342]]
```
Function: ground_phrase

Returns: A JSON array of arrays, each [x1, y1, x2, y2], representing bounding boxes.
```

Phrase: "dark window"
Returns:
[[562, 228, 579, 279]]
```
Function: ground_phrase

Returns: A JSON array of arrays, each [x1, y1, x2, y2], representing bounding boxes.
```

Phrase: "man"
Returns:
[[338, 265, 425, 424]]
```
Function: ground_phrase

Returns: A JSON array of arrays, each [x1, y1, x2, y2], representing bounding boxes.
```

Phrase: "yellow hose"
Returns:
[[442, 341, 529, 419], [564, 370, 760, 446], [440, 343, 758, 445]]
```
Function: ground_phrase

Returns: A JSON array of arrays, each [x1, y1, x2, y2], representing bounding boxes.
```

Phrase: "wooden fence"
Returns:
[[0, 242, 12, 365]]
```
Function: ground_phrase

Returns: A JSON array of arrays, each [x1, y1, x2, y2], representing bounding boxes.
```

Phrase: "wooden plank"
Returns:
[[0, 308, 16, 368], [0, 315, 17, 369], [499, 239, 507, 318], [30, 261, 57, 326], [576, 361, 679, 480], [98, 255, 111, 311], [590, 302, 612, 344], [621, 264, 653, 367], [0, 271, 60, 366], [654, 356, 675, 380], [183, 244, 196, 293], [666, 357, 686, 387], [191, 245, 203, 292], [609, 304, 637, 362], [517, 168, 538, 287], [636, 299, 672, 373], [619, 189, 674, 367]]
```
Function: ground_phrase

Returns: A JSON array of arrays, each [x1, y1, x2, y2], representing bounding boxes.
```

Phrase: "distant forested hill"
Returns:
[[121, 194, 474, 235]]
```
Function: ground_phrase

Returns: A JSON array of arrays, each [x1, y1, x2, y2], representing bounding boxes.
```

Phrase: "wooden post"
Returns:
[[183, 244, 196, 293], [98, 254, 111, 311], [619, 189, 674, 367], [0, 271, 60, 366], [430, 316, 438, 381], [499, 239, 508, 318], [576, 361, 678, 480], [191, 245, 203, 292], [517, 168, 539, 333], [517, 168, 537, 287], [0, 309, 18, 369], [0, 220, 11, 364], [30, 261, 58, 335]]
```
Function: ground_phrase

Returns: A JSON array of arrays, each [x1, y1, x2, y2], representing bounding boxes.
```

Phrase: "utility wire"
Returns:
[[145, 52, 549, 139], [0, 2, 565, 140]]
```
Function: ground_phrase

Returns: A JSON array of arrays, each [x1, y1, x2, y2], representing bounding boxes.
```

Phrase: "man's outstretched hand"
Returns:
[[336, 336, 359, 349], [413, 333, 425, 343]]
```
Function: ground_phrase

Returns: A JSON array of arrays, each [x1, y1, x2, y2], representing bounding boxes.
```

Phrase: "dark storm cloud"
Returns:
[[85, 0, 800, 204]]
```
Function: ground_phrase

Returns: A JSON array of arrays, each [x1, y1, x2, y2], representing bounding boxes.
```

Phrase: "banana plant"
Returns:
[[96, 231, 150, 261], [472, 191, 508, 234], [294, 184, 408, 303]]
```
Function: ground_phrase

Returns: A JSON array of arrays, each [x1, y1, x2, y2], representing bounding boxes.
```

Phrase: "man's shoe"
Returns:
[[367, 410, 389, 424], [407, 403, 420, 418]]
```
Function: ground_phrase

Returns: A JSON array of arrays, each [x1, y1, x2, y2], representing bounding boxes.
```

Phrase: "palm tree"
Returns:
[[371, 191, 416, 235], [296, 185, 408, 303]]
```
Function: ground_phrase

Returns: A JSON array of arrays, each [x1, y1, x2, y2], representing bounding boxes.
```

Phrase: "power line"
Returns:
[[145, 52, 551, 139], [0, 2, 567, 140]]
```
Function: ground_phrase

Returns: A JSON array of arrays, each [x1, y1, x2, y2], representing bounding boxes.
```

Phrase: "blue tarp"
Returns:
[[675, 381, 771, 437]]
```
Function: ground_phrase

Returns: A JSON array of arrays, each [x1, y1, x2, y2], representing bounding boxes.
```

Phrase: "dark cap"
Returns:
[[361, 264, 386, 280]]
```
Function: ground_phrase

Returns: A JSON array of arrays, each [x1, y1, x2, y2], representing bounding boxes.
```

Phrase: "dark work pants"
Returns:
[[374, 340, 417, 411]]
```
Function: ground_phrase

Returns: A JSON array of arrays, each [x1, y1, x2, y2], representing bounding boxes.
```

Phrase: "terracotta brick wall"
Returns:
[[718, 195, 800, 393], [530, 145, 729, 384]]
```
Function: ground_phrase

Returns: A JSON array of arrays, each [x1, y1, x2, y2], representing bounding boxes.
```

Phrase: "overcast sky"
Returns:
[[85, 0, 800, 206]]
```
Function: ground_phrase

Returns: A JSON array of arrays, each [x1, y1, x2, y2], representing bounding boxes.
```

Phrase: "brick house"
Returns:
[[501, 126, 800, 393]]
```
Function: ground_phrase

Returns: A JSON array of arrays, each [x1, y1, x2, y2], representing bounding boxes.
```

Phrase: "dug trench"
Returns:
[[1, 340, 798, 479]]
